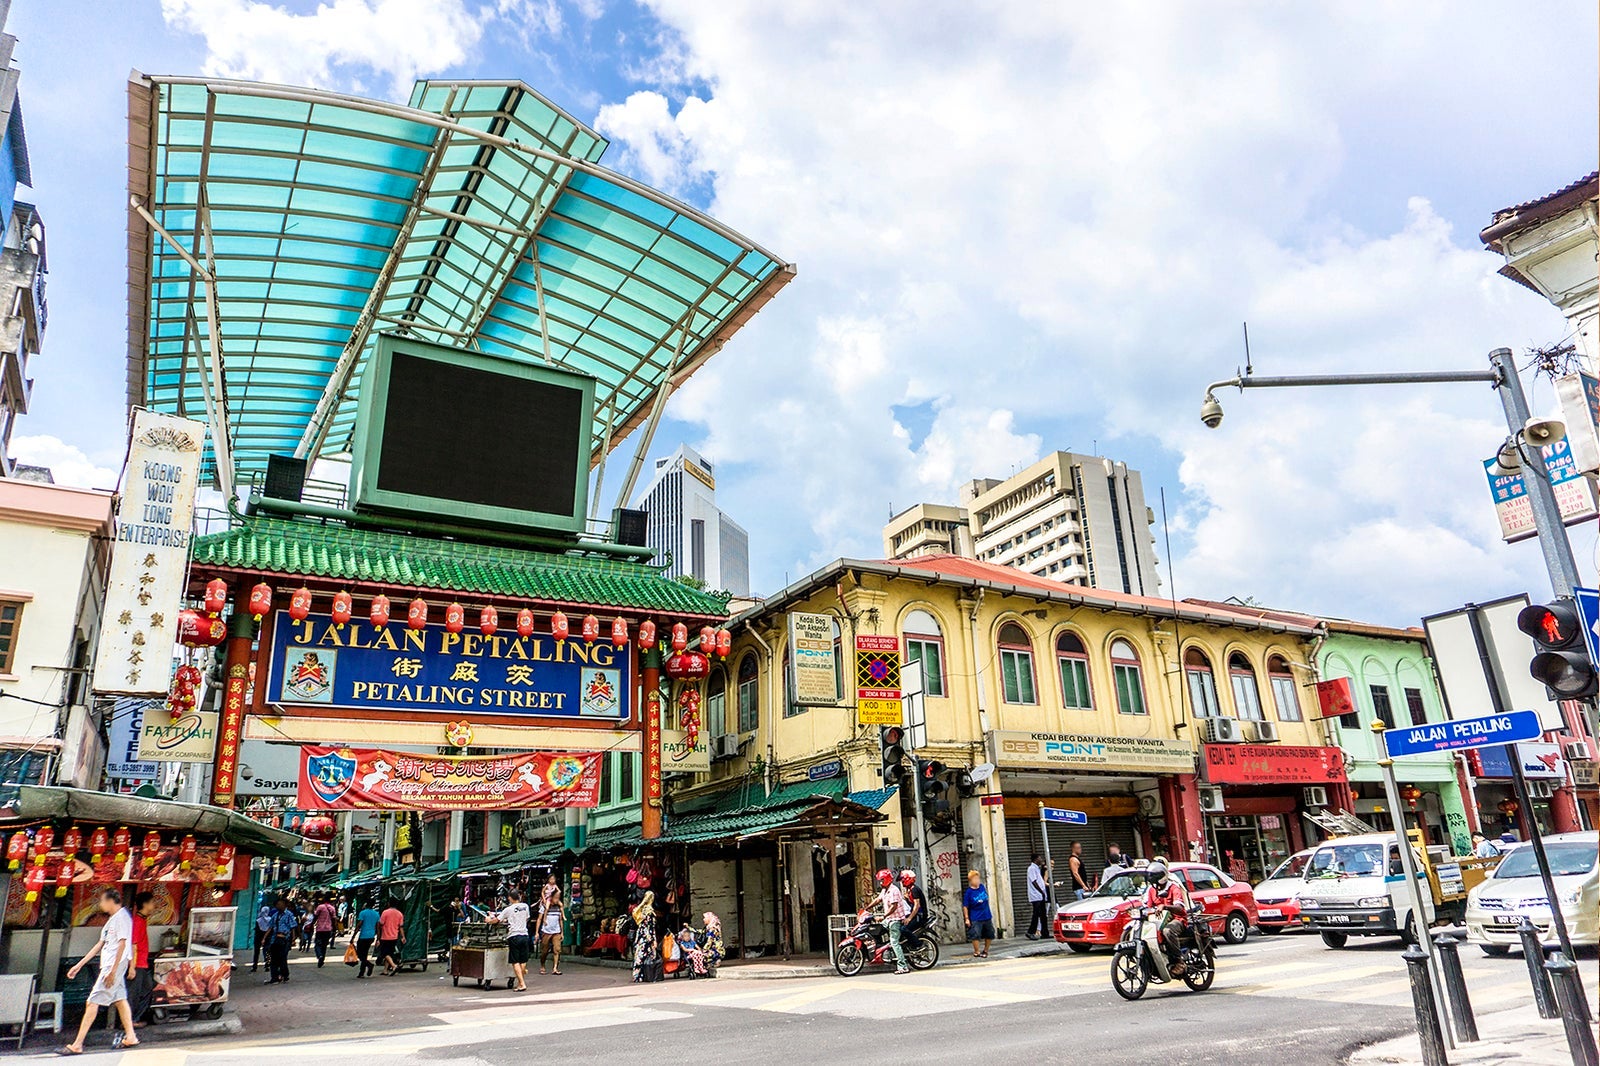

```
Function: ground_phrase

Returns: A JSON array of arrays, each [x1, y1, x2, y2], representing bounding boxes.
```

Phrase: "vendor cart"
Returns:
[[150, 907, 237, 1022], [450, 922, 513, 989]]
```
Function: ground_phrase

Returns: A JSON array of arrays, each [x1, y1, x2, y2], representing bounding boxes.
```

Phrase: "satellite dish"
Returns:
[[969, 762, 995, 784]]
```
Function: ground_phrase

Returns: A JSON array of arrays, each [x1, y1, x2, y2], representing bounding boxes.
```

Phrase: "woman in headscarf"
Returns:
[[630, 891, 657, 983], [700, 911, 724, 976]]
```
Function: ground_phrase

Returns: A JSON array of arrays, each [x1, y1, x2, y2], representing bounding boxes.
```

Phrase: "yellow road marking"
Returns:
[[751, 985, 851, 1013], [1227, 964, 1393, 995]]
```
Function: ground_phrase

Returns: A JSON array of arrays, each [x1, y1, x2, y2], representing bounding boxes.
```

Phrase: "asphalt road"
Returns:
[[30, 929, 1563, 1065]]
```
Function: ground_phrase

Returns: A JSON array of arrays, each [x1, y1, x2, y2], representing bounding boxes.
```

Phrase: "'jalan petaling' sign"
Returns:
[[989, 729, 1195, 774], [265, 611, 630, 720]]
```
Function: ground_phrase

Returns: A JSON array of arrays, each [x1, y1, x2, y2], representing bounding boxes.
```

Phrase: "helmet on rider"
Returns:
[[876, 868, 893, 888], [1145, 859, 1169, 882], [898, 869, 916, 886]]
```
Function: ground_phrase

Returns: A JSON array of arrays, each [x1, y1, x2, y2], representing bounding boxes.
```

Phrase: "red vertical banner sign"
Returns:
[[210, 619, 252, 807], [642, 647, 663, 838]]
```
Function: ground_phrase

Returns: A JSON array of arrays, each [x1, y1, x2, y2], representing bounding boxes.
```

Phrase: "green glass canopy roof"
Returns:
[[126, 74, 793, 493]]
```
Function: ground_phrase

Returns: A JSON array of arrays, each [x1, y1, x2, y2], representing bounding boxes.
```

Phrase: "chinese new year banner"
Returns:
[[297, 746, 602, 811]]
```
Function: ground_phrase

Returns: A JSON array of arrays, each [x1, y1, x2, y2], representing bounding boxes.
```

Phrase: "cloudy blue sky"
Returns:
[[7, 1, 1598, 624]]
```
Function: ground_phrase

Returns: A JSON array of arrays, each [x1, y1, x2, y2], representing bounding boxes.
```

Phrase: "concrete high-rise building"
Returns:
[[635, 444, 751, 596], [0, 2, 42, 479], [883, 452, 1161, 596]]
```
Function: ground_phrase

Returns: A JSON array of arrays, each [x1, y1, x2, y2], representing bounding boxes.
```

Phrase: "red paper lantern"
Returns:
[[302, 816, 336, 842], [665, 651, 711, 680], [1399, 784, 1423, 808], [370, 594, 391, 628], [53, 857, 73, 897], [479, 606, 499, 636], [248, 582, 273, 620], [62, 826, 81, 858], [550, 610, 569, 642], [638, 620, 657, 650], [22, 865, 44, 903], [444, 603, 465, 634], [179, 834, 197, 871], [214, 842, 236, 878], [700, 625, 716, 652], [6, 831, 27, 870], [289, 586, 313, 622], [517, 608, 536, 638], [177, 610, 226, 647], [111, 827, 131, 863], [407, 598, 429, 630], [32, 826, 52, 866], [670, 623, 688, 653], [89, 827, 108, 865], [581, 614, 599, 642], [203, 578, 228, 615], [142, 829, 162, 867], [331, 590, 354, 625], [715, 628, 732, 658], [677, 686, 702, 745], [611, 617, 629, 647]]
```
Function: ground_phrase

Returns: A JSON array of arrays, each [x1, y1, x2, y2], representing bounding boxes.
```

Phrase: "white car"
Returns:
[[1252, 848, 1313, 934], [1464, 831, 1598, 956]]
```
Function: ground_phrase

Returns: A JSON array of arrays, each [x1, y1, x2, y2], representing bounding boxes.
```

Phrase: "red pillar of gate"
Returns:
[[641, 645, 663, 839]]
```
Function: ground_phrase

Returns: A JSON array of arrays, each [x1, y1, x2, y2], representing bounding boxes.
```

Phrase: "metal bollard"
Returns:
[[1545, 953, 1598, 1066], [1517, 918, 1558, 1019], [1432, 934, 1478, 1042], [1402, 944, 1449, 1066]]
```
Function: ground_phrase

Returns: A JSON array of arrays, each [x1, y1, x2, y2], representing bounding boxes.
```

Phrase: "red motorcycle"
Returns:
[[833, 909, 939, 976]]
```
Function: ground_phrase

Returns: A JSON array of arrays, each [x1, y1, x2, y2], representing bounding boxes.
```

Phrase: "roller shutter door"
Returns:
[[1004, 815, 1135, 929]]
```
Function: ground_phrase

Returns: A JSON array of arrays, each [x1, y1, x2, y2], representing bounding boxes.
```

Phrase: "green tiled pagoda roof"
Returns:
[[192, 516, 728, 617]]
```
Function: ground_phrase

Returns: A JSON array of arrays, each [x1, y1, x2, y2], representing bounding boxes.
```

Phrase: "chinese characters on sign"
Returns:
[[92, 411, 205, 695], [210, 664, 250, 806], [788, 612, 841, 705], [297, 746, 602, 811], [1482, 434, 1598, 544], [646, 689, 664, 808], [1201, 744, 1347, 786], [854, 635, 902, 727], [1313, 677, 1356, 721]]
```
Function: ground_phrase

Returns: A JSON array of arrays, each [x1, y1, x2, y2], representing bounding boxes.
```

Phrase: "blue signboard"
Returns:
[[1383, 710, 1543, 759], [1040, 806, 1088, 825], [264, 611, 631, 721], [808, 759, 843, 781], [1576, 587, 1600, 668], [106, 698, 159, 780]]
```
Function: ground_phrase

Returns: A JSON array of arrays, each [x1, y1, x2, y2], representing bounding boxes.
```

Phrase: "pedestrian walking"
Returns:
[[962, 869, 995, 958], [352, 898, 381, 978], [378, 899, 406, 975], [127, 891, 155, 1029], [252, 895, 274, 972], [60, 888, 140, 1054], [489, 890, 532, 991], [1025, 852, 1049, 938], [312, 895, 337, 967], [299, 902, 314, 952], [699, 911, 724, 976], [1068, 841, 1091, 900], [266, 896, 297, 984], [537, 880, 564, 976], [630, 891, 658, 983]]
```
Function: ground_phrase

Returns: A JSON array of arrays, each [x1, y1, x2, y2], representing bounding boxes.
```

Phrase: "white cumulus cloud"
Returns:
[[10, 435, 121, 491]]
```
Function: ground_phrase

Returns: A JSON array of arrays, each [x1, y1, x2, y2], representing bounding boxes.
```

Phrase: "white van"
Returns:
[[1294, 832, 1433, 949]]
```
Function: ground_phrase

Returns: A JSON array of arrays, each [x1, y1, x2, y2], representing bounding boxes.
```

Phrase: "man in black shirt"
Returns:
[[899, 869, 929, 939]]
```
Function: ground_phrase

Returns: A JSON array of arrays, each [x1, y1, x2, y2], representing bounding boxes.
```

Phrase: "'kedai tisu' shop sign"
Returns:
[[264, 611, 630, 720], [298, 747, 602, 811]]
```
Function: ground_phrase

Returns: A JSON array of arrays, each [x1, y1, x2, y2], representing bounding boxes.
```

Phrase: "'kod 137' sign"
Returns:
[[265, 611, 631, 720]]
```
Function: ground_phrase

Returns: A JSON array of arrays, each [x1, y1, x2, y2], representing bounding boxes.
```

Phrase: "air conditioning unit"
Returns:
[[712, 735, 741, 760], [1247, 721, 1280, 744], [1527, 779, 1556, 800], [1201, 718, 1243, 744], [1303, 786, 1329, 808], [1563, 741, 1590, 761], [1198, 786, 1225, 813]]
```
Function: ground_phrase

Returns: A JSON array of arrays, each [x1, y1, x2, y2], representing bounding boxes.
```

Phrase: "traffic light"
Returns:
[[919, 759, 947, 805], [1517, 598, 1597, 699], [880, 726, 908, 785]]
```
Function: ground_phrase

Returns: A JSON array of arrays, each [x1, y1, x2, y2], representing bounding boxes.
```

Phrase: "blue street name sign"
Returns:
[[1383, 709, 1544, 759], [1040, 806, 1088, 825], [1575, 587, 1600, 668]]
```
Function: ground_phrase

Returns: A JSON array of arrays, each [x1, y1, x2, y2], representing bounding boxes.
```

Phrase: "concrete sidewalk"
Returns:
[[564, 934, 1074, 980], [1351, 997, 1599, 1065]]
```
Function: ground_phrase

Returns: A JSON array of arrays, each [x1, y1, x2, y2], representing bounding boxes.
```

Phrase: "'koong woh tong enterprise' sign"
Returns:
[[265, 611, 630, 720]]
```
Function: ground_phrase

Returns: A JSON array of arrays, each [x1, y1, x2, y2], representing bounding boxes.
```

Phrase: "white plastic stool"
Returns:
[[30, 992, 62, 1035]]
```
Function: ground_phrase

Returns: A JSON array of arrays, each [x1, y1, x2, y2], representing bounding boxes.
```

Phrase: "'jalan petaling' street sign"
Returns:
[[1574, 587, 1600, 668], [1039, 806, 1089, 825], [1383, 710, 1544, 759]]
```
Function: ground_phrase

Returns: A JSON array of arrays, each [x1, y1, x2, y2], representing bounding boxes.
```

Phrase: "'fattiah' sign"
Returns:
[[92, 410, 205, 695], [297, 746, 601, 811], [265, 611, 630, 720]]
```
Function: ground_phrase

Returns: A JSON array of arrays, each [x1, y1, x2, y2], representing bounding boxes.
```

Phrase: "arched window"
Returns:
[[1184, 647, 1220, 719], [706, 667, 728, 737], [1267, 655, 1302, 722], [997, 622, 1037, 705], [1229, 652, 1264, 721], [903, 609, 946, 698], [737, 653, 760, 733], [1056, 631, 1092, 710], [1111, 639, 1146, 716]]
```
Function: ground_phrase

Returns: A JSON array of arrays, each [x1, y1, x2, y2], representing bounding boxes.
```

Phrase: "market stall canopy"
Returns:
[[126, 75, 794, 494], [581, 777, 893, 849], [4, 786, 326, 864]]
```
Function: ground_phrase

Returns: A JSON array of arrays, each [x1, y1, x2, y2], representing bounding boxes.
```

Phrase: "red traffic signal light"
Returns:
[[1517, 601, 1582, 650], [1518, 598, 1597, 699], [880, 726, 908, 785]]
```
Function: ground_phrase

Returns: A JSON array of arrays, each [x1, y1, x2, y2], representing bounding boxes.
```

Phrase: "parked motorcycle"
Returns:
[[1110, 903, 1219, 1000], [833, 910, 939, 976]]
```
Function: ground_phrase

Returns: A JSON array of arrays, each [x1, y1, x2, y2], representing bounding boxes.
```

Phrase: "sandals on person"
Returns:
[[56, 1047, 82, 1056], [552, 969, 561, 975]]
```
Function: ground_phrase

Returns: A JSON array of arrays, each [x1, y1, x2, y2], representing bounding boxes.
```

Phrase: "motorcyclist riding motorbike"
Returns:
[[1142, 860, 1192, 974], [899, 869, 928, 940], [874, 868, 912, 975]]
